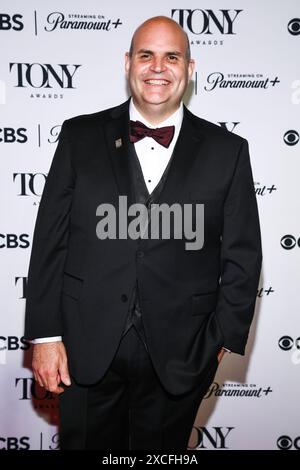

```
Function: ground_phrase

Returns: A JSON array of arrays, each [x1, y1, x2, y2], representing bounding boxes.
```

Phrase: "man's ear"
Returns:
[[125, 52, 130, 78], [188, 59, 195, 82]]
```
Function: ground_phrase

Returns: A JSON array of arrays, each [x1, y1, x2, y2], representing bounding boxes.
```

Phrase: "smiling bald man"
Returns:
[[25, 16, 262, 450]]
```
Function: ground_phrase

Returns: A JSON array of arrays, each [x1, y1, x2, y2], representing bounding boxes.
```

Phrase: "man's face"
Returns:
[[125, 21, 194, 116]]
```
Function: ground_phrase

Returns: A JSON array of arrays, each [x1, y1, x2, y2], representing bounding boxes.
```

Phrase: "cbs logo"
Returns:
[[287, 18, 300, 36], [283, 130, 299, 146], [0, 234, 30, 249], [0, 436, 30, 450], [278, 336, 300, 351], [0, 336, 30, 351], [0, 127, 27, 143], [280, 235, 300, 250], [277, 435, 300, 450], [0, 14, 23, 31]]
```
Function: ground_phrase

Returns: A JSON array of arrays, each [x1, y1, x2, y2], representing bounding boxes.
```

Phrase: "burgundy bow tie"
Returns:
[[129, 120, 175, 148]]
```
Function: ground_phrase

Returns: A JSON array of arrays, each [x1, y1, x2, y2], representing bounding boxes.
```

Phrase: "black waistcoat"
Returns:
[[120, 140, 176, 352]]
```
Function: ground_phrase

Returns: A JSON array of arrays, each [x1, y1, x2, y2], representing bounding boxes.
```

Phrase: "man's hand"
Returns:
[[217, 348, 227, 363], [32, 341, 71, 394]]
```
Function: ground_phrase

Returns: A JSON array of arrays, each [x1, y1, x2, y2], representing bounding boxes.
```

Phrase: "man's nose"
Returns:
[[150, 57, 166, 73]]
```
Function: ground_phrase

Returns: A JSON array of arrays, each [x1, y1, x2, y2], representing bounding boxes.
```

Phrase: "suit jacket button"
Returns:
[[146, 198, 153, 208], [121, 294, 128, 302], [137, 250, 144, 258]]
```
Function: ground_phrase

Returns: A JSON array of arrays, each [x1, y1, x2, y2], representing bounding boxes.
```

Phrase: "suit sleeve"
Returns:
[[215, 138, 262, 355], [24, 121, 75, 340]]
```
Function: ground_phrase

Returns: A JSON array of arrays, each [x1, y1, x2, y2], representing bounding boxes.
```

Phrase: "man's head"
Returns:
[[125, 16, 195, 124]]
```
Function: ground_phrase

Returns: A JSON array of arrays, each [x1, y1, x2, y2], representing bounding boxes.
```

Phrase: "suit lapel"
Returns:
[[155, 105, 205, 204], [104, 99, 134, 207]]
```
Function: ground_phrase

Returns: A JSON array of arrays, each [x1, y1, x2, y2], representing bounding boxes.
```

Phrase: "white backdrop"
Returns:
[[0, 0, 299, 450]]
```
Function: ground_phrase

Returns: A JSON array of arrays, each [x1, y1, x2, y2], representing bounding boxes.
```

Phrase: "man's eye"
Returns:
[[168, 55, 178, 61], [140, 54, 150, 59]]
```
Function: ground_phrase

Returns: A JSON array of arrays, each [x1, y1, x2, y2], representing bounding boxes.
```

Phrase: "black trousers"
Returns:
[[59, 325, 218, 450]]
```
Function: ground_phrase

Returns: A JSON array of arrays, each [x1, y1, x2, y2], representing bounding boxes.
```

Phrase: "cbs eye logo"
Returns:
[[278, 336, 300, 351], [287, 18, 300, 36], [283, 130, 299, 146], [280, 235, 300, 250], [277, 435, 300, 450]]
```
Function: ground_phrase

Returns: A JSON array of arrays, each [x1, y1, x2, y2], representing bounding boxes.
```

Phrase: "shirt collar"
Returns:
[[129, 98, 183, 130]]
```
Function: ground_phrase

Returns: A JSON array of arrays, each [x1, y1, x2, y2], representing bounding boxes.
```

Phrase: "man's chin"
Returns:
[[141, 95, 172, 106]]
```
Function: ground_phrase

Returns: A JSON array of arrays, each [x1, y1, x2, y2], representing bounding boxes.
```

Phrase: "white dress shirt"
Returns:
[[129, 99, 183, 193]]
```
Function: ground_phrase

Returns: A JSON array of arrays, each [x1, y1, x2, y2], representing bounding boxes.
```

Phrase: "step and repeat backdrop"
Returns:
[[0, 0, 299, 451]]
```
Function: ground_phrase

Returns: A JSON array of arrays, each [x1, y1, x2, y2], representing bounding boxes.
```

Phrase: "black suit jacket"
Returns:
[[24, 99, 262, 395]]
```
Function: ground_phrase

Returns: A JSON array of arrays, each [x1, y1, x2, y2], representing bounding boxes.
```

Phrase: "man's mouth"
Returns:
[[144, 79, 170, 86]]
